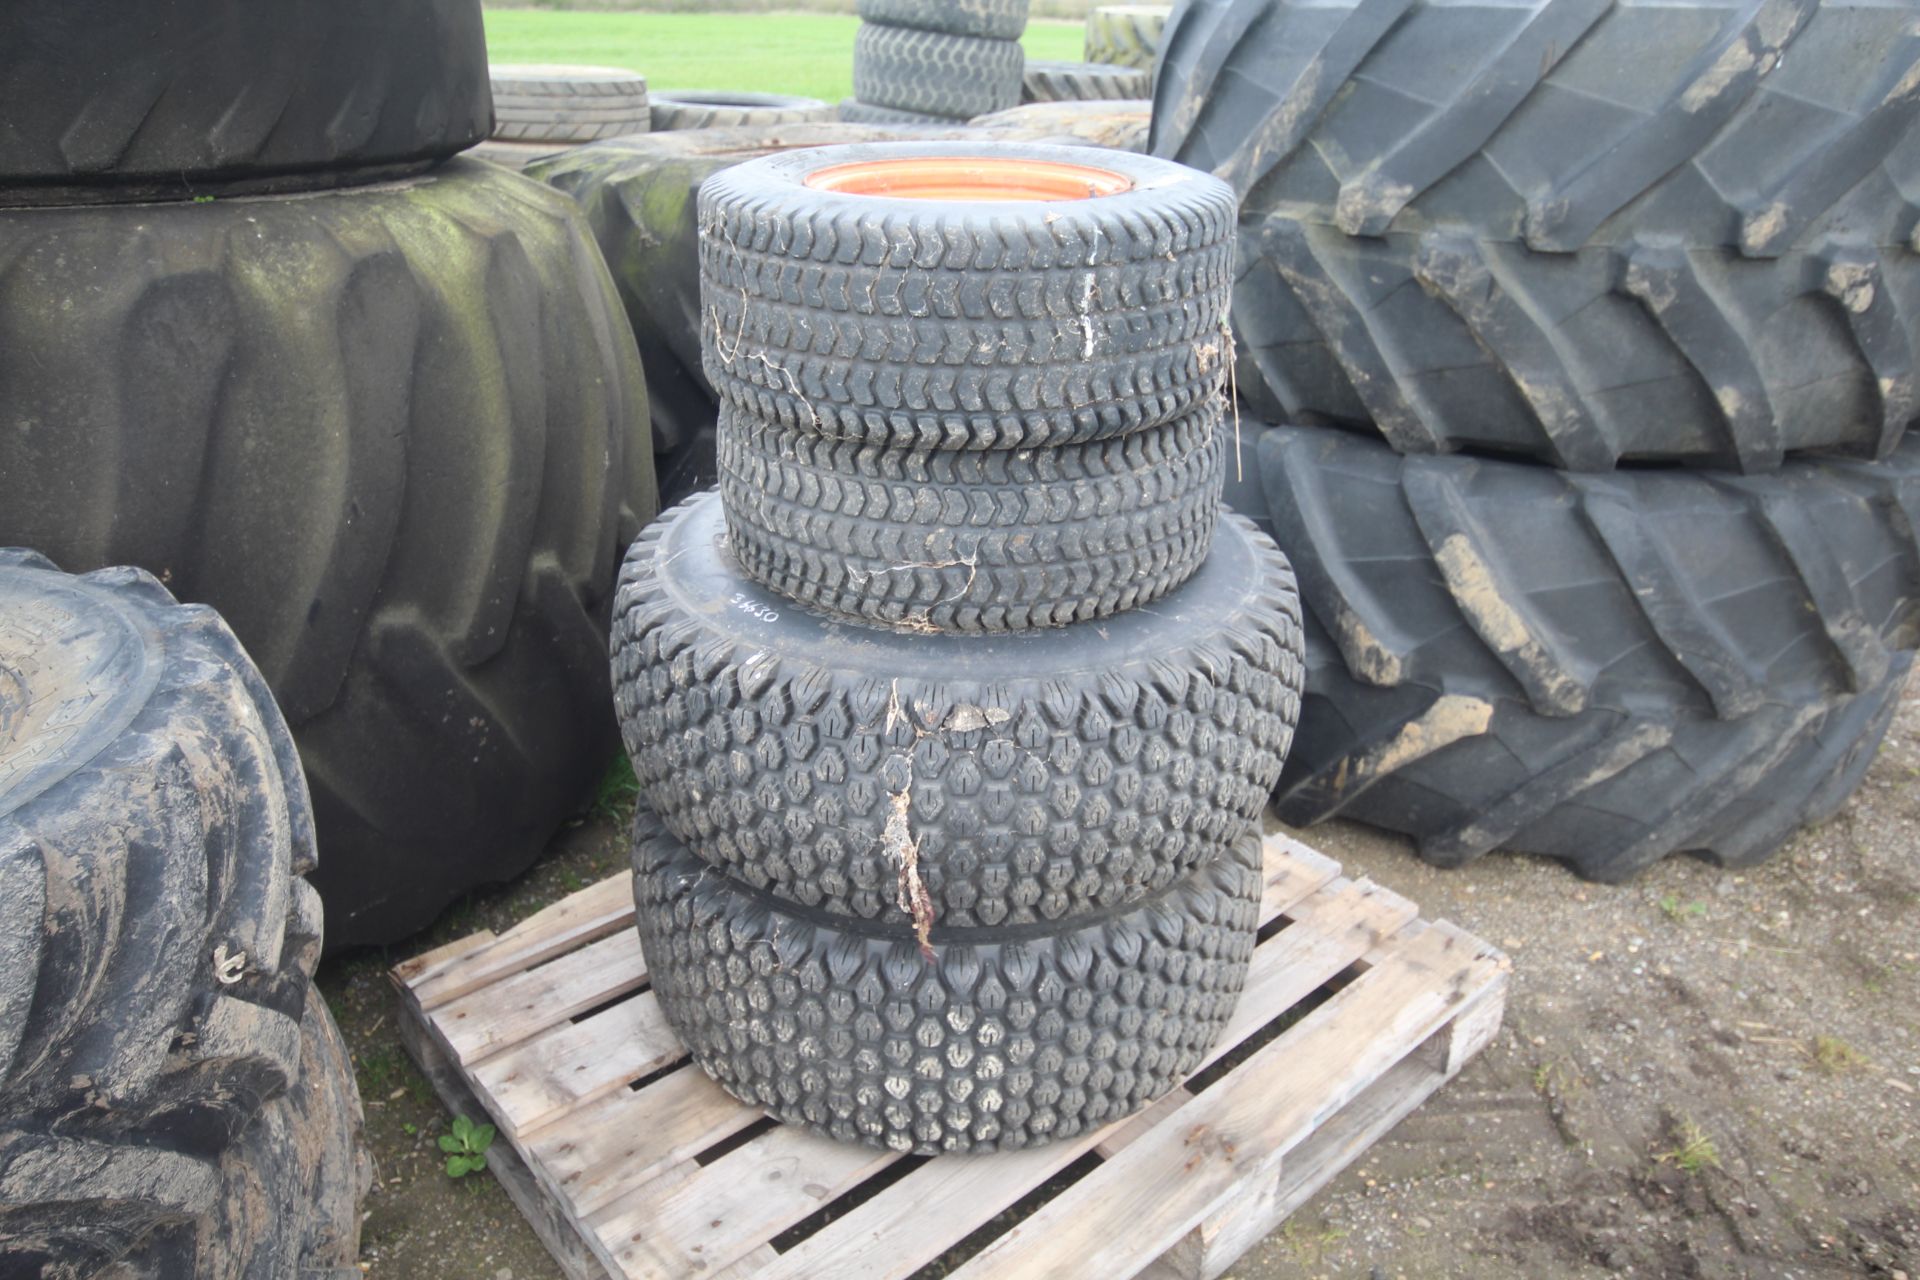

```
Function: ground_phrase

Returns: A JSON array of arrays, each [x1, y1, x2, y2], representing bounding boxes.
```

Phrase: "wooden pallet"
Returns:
[[391, 833, 1509, 1280]]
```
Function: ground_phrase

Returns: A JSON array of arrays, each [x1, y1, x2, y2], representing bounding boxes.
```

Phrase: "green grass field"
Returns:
[[482, 9, 1084, 103]]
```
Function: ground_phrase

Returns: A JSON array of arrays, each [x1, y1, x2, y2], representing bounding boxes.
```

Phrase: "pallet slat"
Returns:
[[392, 833, 1509, 1280]]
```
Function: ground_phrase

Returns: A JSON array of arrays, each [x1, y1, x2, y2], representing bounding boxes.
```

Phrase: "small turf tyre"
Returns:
[[838, 98, 959, 125], [1152, 0, 1920, 472], [490, 65, 652, 143], [1226, 422, 1920, 879], [1084, 4, 1171, 69], [633, 810, 1259, 1155], [856, 0, 1031, 41], [1022, 60, 1151, 104], [0, 160, 657, 949], [611, 492, 1303, 930], [853, 24, 1025, 120], [698, 140, 1237, 451], [0, 549, 367, 1274], [717, 399, 1224, 632], [649, 91, 834, 132], [0, 0, 489, 205], [972, 99, 1153, 152]]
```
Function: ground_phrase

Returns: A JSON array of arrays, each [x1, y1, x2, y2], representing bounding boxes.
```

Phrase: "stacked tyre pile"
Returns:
[[1155, 0, 1920, 881], [0, 0, 658, 948], [476, 63, 653, 169], [0, 552, 370, 1275], [1084, 3, 1171, 68], [609, 141, 1308, 1152], [845, 0, 1029, 125]]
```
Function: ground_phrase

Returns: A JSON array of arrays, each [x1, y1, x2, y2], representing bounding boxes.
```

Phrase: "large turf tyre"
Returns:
[[611, 492, 1303, 930], [490, 65, 651, 143], [839, 98, 958, 125], [718, 399, 1225, 631], [1023, 60, 1151, 104], [699, 140, 1237, 451], [856, 0, 1031, 41], [1152, 0, 1920, 472], [0, 550, 368, 1274], [0, 160, 657, 949], [649, 91, 834, 132], [0, 0, 489, 205], [972, 99, 1153, 152], [1084, 4, 1171, 69], [1224, 422, 1920, 879], [634, 811, 1259, 1155], [853, 24, 1026, 120]]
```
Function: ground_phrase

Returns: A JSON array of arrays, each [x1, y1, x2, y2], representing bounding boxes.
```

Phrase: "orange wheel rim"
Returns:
[[803, 155, 1133, 201]]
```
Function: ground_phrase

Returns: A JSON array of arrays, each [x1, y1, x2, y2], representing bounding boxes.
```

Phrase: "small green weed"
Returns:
[[1656, 1117, 1720, 1175], [591, 753, 641, 824], [1658, 894, 1707, 923], [439, 1114, 495, 1179], [1809, 1034, 1869, 1074]]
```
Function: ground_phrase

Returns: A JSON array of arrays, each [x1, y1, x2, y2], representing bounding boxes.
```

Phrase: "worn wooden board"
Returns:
[[393, 832, 1509, 1280]]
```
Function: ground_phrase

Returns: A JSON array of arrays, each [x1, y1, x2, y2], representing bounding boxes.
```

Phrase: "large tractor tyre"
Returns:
[[699, 140, 1237, 451], [853, 24, 1026, 121], [972, 99, 1153, 152], [1152, 0, 1920, 472], [0, 550, 367, 1274], [0, 160, 657, 949], [718, 400, 1224, 632], [1022, 61, 1151, 104], [634, 811, 1260, 1155], [1225, 423, 1920, 879], [0, 0, 490, 205], [489, 65, 651, 144], [612, 493, 1303, 932], [857, 0, 1031, 41], [649, 91, 834, 132], [1083, 4, 1171, 69]]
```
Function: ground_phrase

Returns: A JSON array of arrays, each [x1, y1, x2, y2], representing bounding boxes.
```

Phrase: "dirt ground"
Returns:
[[318, 684, 1920, 1279]]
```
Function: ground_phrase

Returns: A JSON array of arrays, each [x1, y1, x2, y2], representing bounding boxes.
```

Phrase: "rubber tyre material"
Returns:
[[611, 492, 1303, 929], [1084, 4, 1171, 69], [0, 0, 489, 204], [1225, 422, 1920, 879], [839, 99, 958, 125], [718, 399, 1224, 631], [1152, 0, 1920, 472], [633, 810, 1259, 1154], [0, 160, 657, 949], [857, 0, 1031, 41], [699, 140, 1237, 450], [491, 65, 651, 143], [649, 91, 833, 132], [972, 100, 1153, 152], [1023, 60, 1151, 104], [0, 549, 366, 1274], [853, 24, 1025, 120]]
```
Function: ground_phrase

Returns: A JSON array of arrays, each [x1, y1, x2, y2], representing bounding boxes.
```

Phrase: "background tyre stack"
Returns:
[[0, 0, 659, 948], [476, 63, 652, 169], [844, 0, 1030, 125], [1156, 0, 1920, 881], [609, 140, 1308, 1154], [1083, 3, 1172, 68]]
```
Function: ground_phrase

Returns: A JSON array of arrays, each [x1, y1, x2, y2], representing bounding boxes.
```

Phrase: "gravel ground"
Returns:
[[319, 684, 1920, 1278]]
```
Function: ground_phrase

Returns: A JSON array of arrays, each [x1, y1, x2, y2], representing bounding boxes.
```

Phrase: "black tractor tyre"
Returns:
[[718, 400, 1224, 631], [857, 0, 1031, 41], [1226, 423, 1920, 879], [490, 65, 651, 143], [0, 160, 657, 949], [649, 91, 834, 132], [634, 811, 1259, 1155], [1023, 60, 1151, 104], [1152, 0, 1920, 472], [0, 0, 490, 205], [0, 549, 367, 1274], [972, 100, 1153, 152], [1084, 4, 1172, 69], [699, 140, 1237, 450], [612, 493, 1303, 931], [853, 24, 1026, 120]]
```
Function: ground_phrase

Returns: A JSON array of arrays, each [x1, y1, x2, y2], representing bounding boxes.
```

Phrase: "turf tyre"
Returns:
[[611, 493, 1303, 930], [839, 98, 957, 125], [649, 91, 833, 131], [490, 65, 651, 143], [1084, 4, 1172, 68], [856, 0, 1031, 41], [1023, 61, 1151, 103], [633, 810, 1259, 1154], [0, 160, 657, 949], [853, 24, 1025, 120], [972, 100, 1153, 152]]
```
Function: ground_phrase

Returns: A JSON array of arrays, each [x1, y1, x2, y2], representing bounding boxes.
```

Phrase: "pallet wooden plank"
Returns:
[[432, 930, 648, 1064], [1255, 833, 1341, 919], [391, 929, 496, 988], [475, 991, 680, 1139], [402, 875, 638, 1011], [947, 922, 1507, 1280]]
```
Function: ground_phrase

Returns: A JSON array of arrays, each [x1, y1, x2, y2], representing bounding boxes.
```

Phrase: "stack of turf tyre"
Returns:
[[0, 0, 659, 948], [0, 551, 370, 1276], [1156, 0, 1920, 881], [476, 64, 653, 169], [609, 140, 1308, 1153], [1084, 4, 1173, 68], [845, 0, 1030, 125]]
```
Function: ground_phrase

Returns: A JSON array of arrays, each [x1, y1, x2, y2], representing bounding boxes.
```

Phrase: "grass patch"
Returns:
[[483, 9, 1086, 103], [1655, 1116, 1720, 1175], [1809, 1034, 1870, 1074]]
